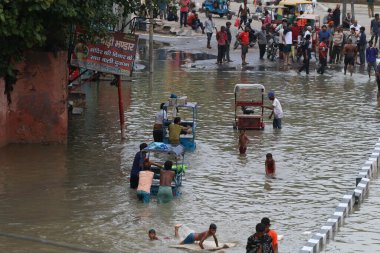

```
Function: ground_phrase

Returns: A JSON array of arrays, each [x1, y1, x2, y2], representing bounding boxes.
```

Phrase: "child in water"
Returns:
[[265, 153, 276, 178], [238, 130, 249, 155]]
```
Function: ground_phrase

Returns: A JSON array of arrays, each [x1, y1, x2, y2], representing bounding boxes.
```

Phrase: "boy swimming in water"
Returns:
[[177, 223, 219, 249], [148, 229, 159, 240], [265, 153, 276, 178], [239, 130, 249, 155]]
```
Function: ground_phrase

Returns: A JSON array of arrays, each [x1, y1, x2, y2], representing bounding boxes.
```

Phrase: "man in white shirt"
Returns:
[[350, 20, 361, 32], [263, 91, 283, 129], [204, 14, 216, 49], [153, 103, 168, 142], [283, 23, 293, 66], [304, 26, 313, 49]]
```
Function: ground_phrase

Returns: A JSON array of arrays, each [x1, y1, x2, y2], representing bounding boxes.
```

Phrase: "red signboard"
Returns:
[[70, 32, 138, 76]]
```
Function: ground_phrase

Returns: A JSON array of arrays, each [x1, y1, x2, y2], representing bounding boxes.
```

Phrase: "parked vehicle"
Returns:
[[143, 142, 186, 197], [277, 0, 313, 24], [266, 33, 279, 61], [252, 5, 288, 24], [233, 84, 265, 130], [202, 0, 233, 19]]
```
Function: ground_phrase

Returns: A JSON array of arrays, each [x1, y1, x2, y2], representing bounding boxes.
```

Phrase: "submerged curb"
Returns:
[[298, 139, 379, 253]]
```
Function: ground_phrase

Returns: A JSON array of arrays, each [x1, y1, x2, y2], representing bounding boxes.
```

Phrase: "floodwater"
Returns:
[[324, 173, 380, 253], [1, 49, 380, 253]]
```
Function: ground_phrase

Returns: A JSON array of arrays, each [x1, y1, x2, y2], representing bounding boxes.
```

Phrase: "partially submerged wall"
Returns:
[[0, 51, 68, 147], [298, 140, 379, 253]]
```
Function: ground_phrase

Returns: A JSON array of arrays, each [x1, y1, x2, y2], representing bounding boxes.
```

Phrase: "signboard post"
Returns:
[[71, 32, 138, 141]]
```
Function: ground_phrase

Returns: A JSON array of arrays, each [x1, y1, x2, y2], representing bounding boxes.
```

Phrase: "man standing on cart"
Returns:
[[262, 91, 283, 129]]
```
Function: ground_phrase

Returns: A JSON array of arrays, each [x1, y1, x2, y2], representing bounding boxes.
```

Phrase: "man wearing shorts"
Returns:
[[157, 161, 175, 204], [238, 26, 250, 65], [343, 39, 358, 76], [283, 23, 292, 67], [178, 223, 218, 249]]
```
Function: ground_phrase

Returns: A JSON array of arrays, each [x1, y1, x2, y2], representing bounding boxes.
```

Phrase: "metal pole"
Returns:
[[117, 75, 125, 140], [342, 0, 347, 25], [149, 9, 154, 73], [351, 0, 355, 21]]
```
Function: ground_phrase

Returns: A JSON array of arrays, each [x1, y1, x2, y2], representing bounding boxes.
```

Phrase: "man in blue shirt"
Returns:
[[366, 40, 378, 78], [130, 143, 148, 189], [318, 25, 330, 43], [370, 14, 380, 47]]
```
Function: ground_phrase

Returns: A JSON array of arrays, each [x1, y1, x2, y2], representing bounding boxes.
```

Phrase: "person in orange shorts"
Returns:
[[261, 217, 278, 253]]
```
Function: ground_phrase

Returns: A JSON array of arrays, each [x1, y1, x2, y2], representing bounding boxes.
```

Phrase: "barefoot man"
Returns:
[[157, 161, 175, 204], [343, 39, 358, 76]]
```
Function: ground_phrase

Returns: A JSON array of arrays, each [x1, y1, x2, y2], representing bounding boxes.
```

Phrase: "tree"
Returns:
[[0, 0, 141, 104]]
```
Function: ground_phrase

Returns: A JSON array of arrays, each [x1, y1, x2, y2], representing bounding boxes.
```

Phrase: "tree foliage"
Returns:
[[0, 0, 141, 104]]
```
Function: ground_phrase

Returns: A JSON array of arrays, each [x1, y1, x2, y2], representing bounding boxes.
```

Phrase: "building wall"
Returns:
[[0, 79, 7, 147], [0, 51, 68, 147]]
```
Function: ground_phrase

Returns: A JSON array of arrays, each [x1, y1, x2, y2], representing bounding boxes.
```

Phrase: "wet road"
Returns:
[[0, 51, 380, 253]]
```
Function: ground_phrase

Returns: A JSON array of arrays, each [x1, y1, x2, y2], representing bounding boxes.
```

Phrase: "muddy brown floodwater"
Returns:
[[0, 49, 380, 253]]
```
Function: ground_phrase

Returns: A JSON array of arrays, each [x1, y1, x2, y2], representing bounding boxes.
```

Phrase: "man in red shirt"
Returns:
[[317, 37, 328, 74], [291, 21, 300, 63], [187, 10, 196, 26], [238, 26, 250, 65], [179, 0, 190, 28], [216, 26, 228, 64]]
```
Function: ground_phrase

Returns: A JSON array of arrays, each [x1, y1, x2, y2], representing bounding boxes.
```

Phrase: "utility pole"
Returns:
[[149, 2, 154, 73], [117, 75, 125, 141]]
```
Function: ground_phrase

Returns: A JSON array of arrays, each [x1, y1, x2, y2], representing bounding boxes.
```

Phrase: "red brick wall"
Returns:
[[0, 51, 68, 147]]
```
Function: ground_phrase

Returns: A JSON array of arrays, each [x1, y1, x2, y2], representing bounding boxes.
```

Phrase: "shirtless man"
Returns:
[[239, 130, 249, 155], [157, 160, 175, 204], [177, 223, 219, 249], [343, 39, 358, 76]]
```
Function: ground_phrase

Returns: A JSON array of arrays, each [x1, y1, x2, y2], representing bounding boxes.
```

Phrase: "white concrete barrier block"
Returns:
[[327, 215, 341, 228], [361, 177, 370, 182], [307, 239, 320, 253], [354, 178, 370, 203], [354, 188, 363, 202], [341, 192, 355, 212], [316, 231, 328, 245], [371, 153, 380, 169], [322, 222, 336, 238], [365, 160, 376, 175], [300, 246, 313, 252]]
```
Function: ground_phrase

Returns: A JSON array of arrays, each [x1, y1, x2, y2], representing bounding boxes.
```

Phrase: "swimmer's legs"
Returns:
[[175, 224, 182, 239]]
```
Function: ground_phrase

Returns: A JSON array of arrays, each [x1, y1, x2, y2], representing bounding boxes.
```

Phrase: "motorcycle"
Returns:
[[266, 33, 279, 61]]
